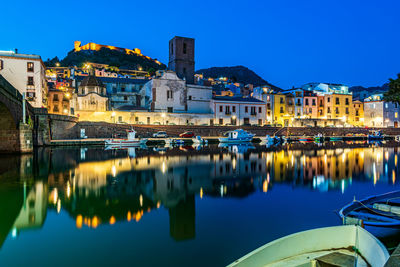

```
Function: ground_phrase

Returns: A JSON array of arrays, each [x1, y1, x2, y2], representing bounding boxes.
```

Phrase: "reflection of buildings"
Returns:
[[13, 182, 47, 232]]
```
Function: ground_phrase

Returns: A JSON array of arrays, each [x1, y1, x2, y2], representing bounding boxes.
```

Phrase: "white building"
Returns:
[[211, 96, 266, 126], [364, 94, 400, 127], [0, 50, 48, 107]]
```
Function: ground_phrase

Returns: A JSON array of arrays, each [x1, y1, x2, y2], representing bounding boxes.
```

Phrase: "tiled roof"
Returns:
[[212, 96, 265, 103], [80, 75, 105, 87]]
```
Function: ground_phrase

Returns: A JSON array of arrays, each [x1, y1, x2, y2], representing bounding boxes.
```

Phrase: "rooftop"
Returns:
[[212, 96, 265, 103], [76, 76, 149, 85], [0, 51, 41, 60]]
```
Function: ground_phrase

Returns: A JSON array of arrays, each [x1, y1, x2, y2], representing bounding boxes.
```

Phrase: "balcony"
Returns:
[[225, 111, 231, 115], [250, 112, 257, 116]]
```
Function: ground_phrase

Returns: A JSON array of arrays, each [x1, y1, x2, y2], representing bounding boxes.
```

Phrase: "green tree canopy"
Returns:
[[384, 73, 400, 104]]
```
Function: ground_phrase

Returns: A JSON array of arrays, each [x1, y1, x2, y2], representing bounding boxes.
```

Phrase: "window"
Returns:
[[118, 116, 123, 122], [183, 67, 186, 75], [251, 107, 256, 115], [219, 118, 223, 125], [219, 106, 223, 112], [232, 106, 236, 112], [167, 107, 173, 113], [345, 107, 349, 114], [327, 107, 331, 113], [309, 108, 312, 113], [124, 96, 128, 101], [53, 94, 59, 101], [121, 87, 126, 92], [0, 60, 3, 70], [396, 112, 398, 118], [335, 107, 339, 114], [335, 98, 339, 105], [327, 97, 330, 103], [259, 107, 262, 113], [27, 62, 34, 72], [188, 95, 192, 100], [245, 106, 248, 113], [171, 43, 173, 55], [280, 107, 284, 113], [183, 43, 187, 54], [312, 99, 316, 106], [225, 106, 230, 114], [305, 99, 309, 105], [280, 97, 284, 104], [53, 105, 59, 112], [345, 98, 349, 105], [27, 76, 34, 86], [167, 90, 173, 99], [356, 110, 359, 116]]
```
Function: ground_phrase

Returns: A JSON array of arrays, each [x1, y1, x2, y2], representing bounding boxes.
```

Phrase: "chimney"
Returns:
[[14, 48, 18, 54]]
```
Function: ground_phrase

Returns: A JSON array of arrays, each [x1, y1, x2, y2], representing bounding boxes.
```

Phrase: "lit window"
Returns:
[[0, 59, 3, 70]]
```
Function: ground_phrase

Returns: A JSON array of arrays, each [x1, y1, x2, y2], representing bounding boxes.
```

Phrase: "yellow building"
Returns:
[[324, 93, 352, 123], [349, 100, 364, 126], [273, 93, 293, 126]]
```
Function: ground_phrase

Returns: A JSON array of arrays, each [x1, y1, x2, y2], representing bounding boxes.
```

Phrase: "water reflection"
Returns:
[[0, 143, 400, 252]]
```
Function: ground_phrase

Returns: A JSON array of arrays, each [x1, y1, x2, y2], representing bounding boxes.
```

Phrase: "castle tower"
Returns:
[[74, 41, 82, 51], [168, 36, 195, 84]]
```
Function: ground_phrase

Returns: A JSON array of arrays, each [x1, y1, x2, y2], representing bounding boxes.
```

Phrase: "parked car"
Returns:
[[179, 131, 195, 138], [153, 131, 168, 138]]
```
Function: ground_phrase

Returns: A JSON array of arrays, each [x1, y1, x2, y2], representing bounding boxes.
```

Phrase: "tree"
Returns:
[[384, 73, 400, 104]]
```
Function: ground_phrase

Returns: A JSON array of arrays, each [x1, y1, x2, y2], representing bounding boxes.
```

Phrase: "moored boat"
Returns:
[[218, 129, 254, 143], [368, 130, 384, 140], [227, 225, 388, 267], [339, 190, 400, 238], [329, 136, 343, 141], [298, 136, 314, 142], [192, 136, 208, 145], [314, 133, 324, 143], [105, 129, 147, 146]]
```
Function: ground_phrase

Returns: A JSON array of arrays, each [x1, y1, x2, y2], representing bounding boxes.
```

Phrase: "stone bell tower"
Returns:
[[168, 36, 195, 84]]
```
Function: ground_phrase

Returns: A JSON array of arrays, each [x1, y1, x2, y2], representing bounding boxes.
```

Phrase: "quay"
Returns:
[[49, 134, 395, 147]]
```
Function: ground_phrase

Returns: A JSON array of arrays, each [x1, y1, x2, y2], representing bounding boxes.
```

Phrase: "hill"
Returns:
[[195, 65, 280, 89], [45, 47, 167, 71], [349, 83, 389, 93]]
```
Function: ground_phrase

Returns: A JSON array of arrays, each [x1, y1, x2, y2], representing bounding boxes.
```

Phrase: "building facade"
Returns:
[[364, 94, 400, 127], [74, 74, 108, 113], [0, 51, 48, 108], [211, 96, 266, 126]]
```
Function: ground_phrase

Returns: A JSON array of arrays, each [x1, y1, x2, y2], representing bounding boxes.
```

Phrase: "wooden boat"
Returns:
[[298, 136, 314, 142], [165, 138, 185, 145], [218, 129, 254, 143], [368, 130, 384, 140], [260, 135, 279, 145], [105, 130, 147, 146], [339, 191, 400, 238], [227, 225, 388, 267]]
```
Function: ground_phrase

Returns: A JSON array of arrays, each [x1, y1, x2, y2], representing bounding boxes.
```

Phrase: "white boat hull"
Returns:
[[218, 137, 253, 143], [227, 225, 388, 267], [105, 138, 147, 146]]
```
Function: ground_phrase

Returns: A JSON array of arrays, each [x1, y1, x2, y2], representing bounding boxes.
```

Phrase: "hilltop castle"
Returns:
[[73, 41, 161, 65]]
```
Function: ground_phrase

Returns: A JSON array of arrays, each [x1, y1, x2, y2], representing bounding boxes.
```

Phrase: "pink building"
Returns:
[[303, 91, 318, 118]]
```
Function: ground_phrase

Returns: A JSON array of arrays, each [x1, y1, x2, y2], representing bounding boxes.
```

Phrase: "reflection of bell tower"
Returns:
[[169, 195, 195, 241]]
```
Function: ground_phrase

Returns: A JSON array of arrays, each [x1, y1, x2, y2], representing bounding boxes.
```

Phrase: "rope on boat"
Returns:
[[352, 199, 400, 218]]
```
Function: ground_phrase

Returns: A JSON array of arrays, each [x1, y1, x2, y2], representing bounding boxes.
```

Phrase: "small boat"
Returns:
[[314, 133, 324, 143], [105, 129, 147, 146], [298, 136, 314, 142], [260, 135, 279, 145], [339, 190, 400, 238], [165, 138, 185, 145], [227, 225, 388, 267], [329, 136, 343, 141], [368, 130, 384, 140], [192, 136, 208, 145], [218, 129, 254, 143]]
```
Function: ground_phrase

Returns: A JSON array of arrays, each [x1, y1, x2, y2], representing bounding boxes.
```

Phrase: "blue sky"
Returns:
[[1, 0, 399, 88]]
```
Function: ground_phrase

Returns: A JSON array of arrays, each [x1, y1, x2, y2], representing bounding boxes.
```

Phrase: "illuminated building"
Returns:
[[364, 94, 400, 127], [0, 50, 48, 108], [349, 100, 364, 126], [211, 96, 266, 126], [74, 72, 108, 114]]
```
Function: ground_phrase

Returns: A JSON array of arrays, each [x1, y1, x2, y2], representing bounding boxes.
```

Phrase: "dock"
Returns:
[[385, 243, 400, 267]]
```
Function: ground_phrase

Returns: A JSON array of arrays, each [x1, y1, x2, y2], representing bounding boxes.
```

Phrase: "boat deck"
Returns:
[[385, 243, 400, 267]]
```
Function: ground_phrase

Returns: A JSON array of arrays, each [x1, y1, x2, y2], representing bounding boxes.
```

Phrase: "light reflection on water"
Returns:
[[0, 142, 399, 267]]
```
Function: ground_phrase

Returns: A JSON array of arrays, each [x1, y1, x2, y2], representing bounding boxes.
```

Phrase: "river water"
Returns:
[[0, 142, 399, 267]]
